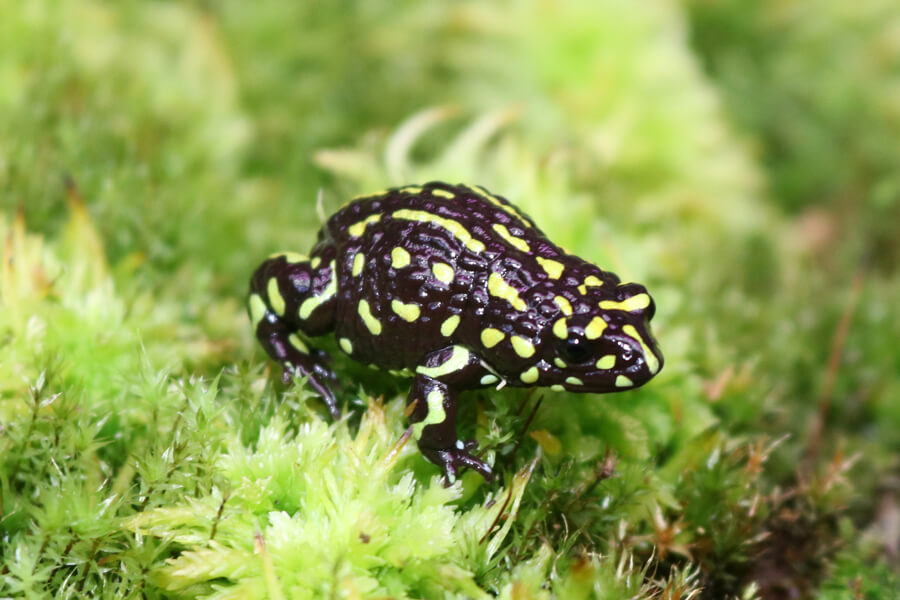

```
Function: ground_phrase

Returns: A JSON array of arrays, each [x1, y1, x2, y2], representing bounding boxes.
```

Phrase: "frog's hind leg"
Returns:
[[248, 250, 340, 419]]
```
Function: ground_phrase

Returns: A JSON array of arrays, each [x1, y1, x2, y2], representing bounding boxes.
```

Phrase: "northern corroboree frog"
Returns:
[[248, 182, 663, 482]]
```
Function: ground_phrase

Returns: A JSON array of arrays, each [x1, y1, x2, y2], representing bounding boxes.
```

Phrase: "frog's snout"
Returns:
[[613, 282, 662, 380]]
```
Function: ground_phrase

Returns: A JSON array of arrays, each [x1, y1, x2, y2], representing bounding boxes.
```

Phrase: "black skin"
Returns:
[[249, 182, 663, 483]]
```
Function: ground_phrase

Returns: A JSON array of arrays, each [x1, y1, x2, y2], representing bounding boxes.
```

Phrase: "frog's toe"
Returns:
[[451, 450, 493, 483], [283, 367, 341, 420], [459, 438, 479, 452], [424, 446, 493, 485], [310, 375, 341, 420], [311, 360, 339, 385]]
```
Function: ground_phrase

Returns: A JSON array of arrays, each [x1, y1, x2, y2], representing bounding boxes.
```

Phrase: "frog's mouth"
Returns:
[[618, 322, 663, 381]]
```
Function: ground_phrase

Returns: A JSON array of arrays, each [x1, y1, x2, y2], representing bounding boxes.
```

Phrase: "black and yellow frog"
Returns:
[[249, 182, 662, 482]]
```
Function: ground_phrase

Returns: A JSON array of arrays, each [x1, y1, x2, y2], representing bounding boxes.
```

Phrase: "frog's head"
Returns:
[[541, 282, 663, 392]]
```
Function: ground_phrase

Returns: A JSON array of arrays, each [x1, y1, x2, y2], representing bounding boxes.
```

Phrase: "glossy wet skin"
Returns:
[[248, 182, 662, 483]]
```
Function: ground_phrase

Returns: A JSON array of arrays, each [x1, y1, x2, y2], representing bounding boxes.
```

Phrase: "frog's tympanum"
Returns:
[[249, 182, 662, 482]]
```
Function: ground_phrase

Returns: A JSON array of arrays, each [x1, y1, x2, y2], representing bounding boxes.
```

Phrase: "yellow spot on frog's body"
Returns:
[[440, 314, 460, 337], [248, 293, 267, 328], [391, 299, 421, 322], [352, 252, 365, 276], [357, 299, 382, 335], [622, 324, 660, 374], [536, 256, 565, 279], [553, 295, 573, 316], [487, 272, 527, 311], [481, 328, 505, 348], [552, 318, 568, 339], [554, 358, 567, 368], [550, 384, 565, 392], [565, 376, 583, 386], [492, 223, 530, 253], [480, 374, 498, 385], [431, 262, 455, 284], [616, 375, 634, 388], [596, 355, 616, 370], [310, 256, 321, 269], [348, 214, 382, 237], [431, 189, 455, 199], [412, 389, 447, 439], [392, 209, 485, 253], [400, 186, 423, 194], [288, 334, 309, 354], [578, 275, 604, 295], [584, 316, 608, 340], [391, 247, 411, 269], [339, 337, 353, 354], [520, 366, 539, 384], [511, 335, 535, 358], [598, 293, 651, 313], [299, 261, 337, 320], [267, 278, 286, 316], [416, 345, 471, 378]]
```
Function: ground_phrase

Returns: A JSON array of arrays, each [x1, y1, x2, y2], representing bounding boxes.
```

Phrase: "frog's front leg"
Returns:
[[248, 250, 340, 419], [409, 345, 493, 483]]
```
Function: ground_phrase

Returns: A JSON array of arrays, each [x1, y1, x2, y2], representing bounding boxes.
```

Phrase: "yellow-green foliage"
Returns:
[[129, 401, 536, 599], [2, 0, 898, 598]]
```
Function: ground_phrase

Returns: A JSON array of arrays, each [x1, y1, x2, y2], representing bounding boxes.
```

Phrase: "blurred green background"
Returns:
[[1, 1, 898, 598]]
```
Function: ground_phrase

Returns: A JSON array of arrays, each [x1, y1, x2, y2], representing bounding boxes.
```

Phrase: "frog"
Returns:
[[248, 182, 663, 483]]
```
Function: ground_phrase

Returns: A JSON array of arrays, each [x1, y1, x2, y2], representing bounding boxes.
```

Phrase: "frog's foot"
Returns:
[[421, 441, 493, 485], [282, 357, 341, 420], [255, 320, 341, 420]]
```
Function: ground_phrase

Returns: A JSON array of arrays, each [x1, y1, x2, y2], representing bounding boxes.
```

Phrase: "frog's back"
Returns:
[[324, 182, 569, 369], [325, 182, 541, 247]]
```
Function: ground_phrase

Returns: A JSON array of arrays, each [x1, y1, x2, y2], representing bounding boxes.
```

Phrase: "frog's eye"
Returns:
[[556, 336, 592, 364]]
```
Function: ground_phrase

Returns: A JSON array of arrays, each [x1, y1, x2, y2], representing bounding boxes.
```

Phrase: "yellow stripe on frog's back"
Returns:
[[391, 209, 486, 253]]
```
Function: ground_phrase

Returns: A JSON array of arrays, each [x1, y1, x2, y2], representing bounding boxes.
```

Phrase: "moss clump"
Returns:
[[130, 400, 539, 599]]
